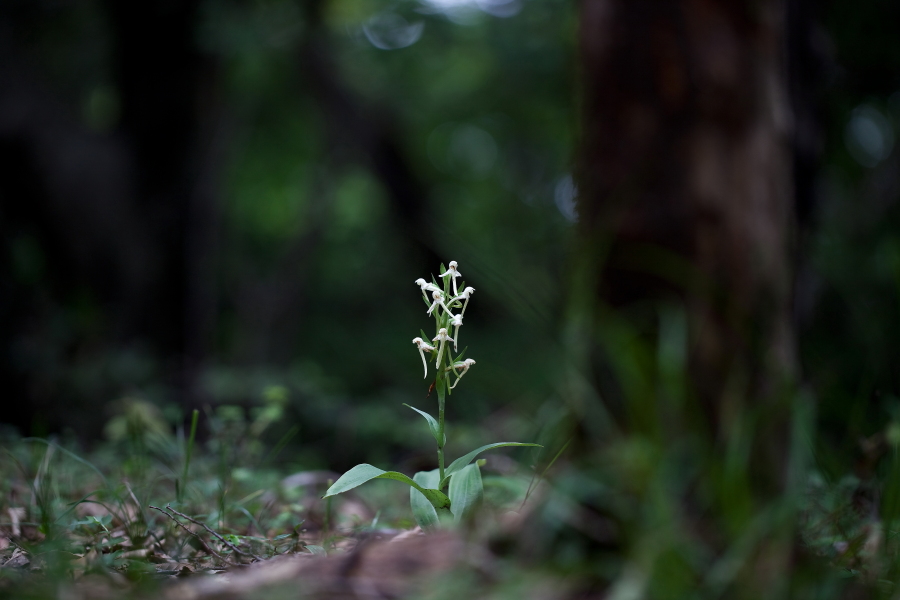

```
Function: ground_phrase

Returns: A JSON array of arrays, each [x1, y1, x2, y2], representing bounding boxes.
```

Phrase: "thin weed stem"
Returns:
[[149, 505, 240, 567], [520, 439, 570, 511]]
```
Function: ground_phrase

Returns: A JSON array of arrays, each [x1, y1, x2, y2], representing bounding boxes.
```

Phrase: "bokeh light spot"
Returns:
[[363, 13, 424, 50], [448, 125, 498, 179], [554, 175, 578, 223], [845, 104, 895, 168]]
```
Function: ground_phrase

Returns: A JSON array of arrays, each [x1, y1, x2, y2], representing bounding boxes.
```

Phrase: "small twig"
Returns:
[[165, 504, 265, 561], [149, 505, 239, 567]]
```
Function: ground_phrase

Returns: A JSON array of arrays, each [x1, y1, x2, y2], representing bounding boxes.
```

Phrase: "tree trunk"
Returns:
[[578, 0, 795, 446], [564, 2, 801, 591]]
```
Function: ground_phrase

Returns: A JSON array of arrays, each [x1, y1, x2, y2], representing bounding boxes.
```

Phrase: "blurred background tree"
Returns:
[[558, 3, 799, 592]]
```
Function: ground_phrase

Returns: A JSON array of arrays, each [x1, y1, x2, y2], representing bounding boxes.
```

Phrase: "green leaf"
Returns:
[[410, 470, 441, 530], [448, 464, 483, 522], [439, 265, 449, 295], [453, 346, 468, 363], [441, 443, 542, 489], [404, 404, 443, 445], [324, 464, 451, 509], [305, 545, 327, 556]]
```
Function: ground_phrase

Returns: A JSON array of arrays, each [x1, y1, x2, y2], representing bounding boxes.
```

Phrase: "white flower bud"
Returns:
[[415, 278, 443, 296], [446, 358, 476, 389], [439, 261, 462, 295], [412, 337, 436, 379], [426, 290, 451, 316]]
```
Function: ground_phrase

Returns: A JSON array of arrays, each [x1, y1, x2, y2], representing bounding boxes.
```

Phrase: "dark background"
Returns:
[[0, 0, 898, 481]]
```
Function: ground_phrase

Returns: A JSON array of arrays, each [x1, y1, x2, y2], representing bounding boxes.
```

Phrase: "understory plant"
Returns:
[[323, 261, 539, 528]]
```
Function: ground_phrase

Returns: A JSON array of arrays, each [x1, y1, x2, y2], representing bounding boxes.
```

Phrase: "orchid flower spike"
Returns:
[[412, 337, 436, 379], [432, 327, 454, 370], [426, 290, 451, 316], [450, 286, 475, 315], [446, 358, 476, 389], [449, 313, 463, 351], [439, 261, 462, 296], [415, 278, 442, 297]]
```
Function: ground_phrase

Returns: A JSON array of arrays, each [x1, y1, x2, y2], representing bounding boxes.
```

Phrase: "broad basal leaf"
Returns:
[[448, 463, 483, 522], [410, 469, 441, 530], [324, 464, 450, 509]]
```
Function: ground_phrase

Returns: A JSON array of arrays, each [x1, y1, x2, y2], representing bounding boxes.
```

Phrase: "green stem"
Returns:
[[437, 375, 446, 487]]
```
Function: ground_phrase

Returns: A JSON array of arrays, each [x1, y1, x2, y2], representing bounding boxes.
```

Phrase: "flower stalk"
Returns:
[[437, 372, 447, 484], [415, 262, 475, 485], [322, 259, 541, 528]]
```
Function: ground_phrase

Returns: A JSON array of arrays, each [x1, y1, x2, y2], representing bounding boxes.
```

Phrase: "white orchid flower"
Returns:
[[426, 290, 451, 316], [449, 313, 463, 351], [450, 286, 475, 315], [412, 337, 436, 379], [439, 261, 462, 296], [446, 358, 476, 389], [432, 327, 454, 370], [415, 278, 442, 298]]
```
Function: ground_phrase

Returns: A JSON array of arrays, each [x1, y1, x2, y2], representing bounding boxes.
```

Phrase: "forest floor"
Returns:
[[0, 422, 892, 599], [0, 428, 575, 600]]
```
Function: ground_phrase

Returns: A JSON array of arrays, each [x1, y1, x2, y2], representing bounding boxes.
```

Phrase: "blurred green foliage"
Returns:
[[2, 0, 577, 466]]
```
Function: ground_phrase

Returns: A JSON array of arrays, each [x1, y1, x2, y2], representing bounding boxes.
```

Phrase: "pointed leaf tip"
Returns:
[[440, 442, 542, 489], [404, 404, 442, 445]]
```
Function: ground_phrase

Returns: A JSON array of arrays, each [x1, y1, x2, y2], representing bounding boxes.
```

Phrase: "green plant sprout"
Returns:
[[323, 260, 540, 528]]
